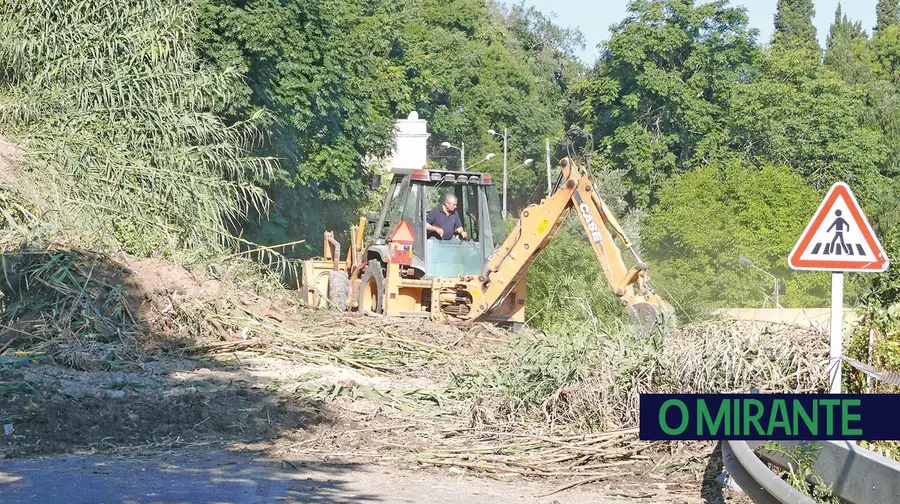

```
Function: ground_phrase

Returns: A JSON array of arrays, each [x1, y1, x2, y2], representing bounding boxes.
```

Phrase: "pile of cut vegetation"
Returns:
[[456, 319, 830, 432], [0, 247, 830, 418], [402, 320, 829, 485], [0, 248, 503, 375]]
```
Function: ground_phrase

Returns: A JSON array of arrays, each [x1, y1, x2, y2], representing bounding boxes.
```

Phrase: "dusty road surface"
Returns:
[[0, 450, 685, 504]]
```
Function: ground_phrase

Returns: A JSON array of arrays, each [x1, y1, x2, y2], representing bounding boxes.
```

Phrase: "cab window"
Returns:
[[375, 177, 408, 240]]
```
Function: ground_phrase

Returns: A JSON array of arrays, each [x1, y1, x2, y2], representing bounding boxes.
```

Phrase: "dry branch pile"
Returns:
[[417, 428, 647, 480], [663, 320, 830, 393], [482, 320, 830, 433], [0, 249, 506, 378]]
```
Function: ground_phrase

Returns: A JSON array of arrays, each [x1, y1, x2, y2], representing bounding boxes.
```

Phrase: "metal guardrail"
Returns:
[[722, 440, 816, 504], [723, 439, 900, 504], [711, 349, 900, 504], [721, 361, 900, 504], [750, 440, 900, 504]]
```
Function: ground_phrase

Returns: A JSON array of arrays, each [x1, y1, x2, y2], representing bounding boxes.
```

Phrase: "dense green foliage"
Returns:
[[525, 168, 639, 329], [642, 164, 828, 313], [571, 0, 900, 315], [876, 0, 900, 34], [0, 0, 273, 259], [773, 0, 817, 49], [728, 47, 885, 190], [197, 0, 584, 253], [572, 0, 757, 207]]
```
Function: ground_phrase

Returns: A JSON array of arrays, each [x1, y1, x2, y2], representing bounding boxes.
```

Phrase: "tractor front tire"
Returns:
[[327, 271, 350, 312], [358, 260, 385, 314]]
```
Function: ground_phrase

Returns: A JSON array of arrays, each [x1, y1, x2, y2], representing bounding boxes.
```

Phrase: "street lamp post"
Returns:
[[441, 141, 465, 171], [494, 158, 534, 219], [467, 152, 495, 170], [739, 255, 781, 308], [488, 128, 508, 218], [508, 158, 534, 175]]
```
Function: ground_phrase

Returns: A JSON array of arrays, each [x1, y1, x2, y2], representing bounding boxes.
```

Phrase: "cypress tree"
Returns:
[[827, 3, 864, 51], [875, 0, 899, 34], [825, 3, 869, 79], [826, 4, 847, 51], [773, 0, 817, 49]]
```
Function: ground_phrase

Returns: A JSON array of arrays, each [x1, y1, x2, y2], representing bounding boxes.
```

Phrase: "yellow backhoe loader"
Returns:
[[300, 157, 667, 336]]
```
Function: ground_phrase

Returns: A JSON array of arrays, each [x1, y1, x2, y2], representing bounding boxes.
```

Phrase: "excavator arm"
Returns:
[[468, 157, 665, 336]]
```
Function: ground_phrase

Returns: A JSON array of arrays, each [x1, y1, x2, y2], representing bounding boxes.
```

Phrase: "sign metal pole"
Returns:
[[830, 272, 843, 393]]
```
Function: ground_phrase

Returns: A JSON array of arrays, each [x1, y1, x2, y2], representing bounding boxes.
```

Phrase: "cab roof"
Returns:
[[391, 167, 493, 185]]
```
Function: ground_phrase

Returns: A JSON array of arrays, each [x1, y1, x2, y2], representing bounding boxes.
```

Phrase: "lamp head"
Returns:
[[524, 158, 534, 166], [488, 129, 497, 136], [485, 153, 496, 160], [739, 255, 753, 267], [441, 142, 451, 148]]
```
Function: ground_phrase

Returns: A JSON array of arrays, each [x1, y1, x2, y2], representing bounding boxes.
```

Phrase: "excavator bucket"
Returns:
[[628, 303, 660, 339], [628, 300, 676, 339]]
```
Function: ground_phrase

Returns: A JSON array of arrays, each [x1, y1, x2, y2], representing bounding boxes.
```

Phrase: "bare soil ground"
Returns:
[[0, 251, 750, 503]]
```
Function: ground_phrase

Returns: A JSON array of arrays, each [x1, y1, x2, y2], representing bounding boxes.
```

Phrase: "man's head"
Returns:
[[441, 193, 458, 214]]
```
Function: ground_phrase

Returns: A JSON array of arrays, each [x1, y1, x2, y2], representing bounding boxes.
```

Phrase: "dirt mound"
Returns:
[[122, 253, 221, 301]]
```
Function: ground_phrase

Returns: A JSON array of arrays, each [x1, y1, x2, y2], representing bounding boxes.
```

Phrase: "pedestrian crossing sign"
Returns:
[[789, 182, 889, 272]]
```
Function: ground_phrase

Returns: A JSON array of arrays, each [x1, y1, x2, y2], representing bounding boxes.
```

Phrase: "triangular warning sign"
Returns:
[[789, 182, 888, 272], [390, 220, 416, 244]]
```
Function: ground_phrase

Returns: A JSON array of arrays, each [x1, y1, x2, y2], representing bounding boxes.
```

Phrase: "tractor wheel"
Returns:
[[327, 271, 350, 311], [358, 260, 385, 314]]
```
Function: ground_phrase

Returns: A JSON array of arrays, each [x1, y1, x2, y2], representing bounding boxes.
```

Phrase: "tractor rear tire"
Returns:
[[327, 271, 350, 312], [358, 260, 385, 314]]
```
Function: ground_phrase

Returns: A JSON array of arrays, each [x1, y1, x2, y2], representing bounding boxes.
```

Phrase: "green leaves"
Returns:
[[728, 47, 886, 190], [773, 0, 818, 50], [0, 0, 274, 256], [566, 1, 900, 315], [196, 0, 585, 252], [573, 0, 757, 206], [643, 163, 829, 315]]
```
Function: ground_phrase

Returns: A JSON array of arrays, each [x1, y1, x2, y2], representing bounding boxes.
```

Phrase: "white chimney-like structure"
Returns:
[[389, 111, 430, 171]]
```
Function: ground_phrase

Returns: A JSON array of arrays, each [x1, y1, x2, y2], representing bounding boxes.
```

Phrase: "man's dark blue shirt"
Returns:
[[426, 206, 462, 240]]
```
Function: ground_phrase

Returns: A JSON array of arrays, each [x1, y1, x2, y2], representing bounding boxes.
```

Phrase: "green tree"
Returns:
[[773, 0, 818, 50], [643, 163, 829, 315], [825, 4, 872, 82], [824, 7, 900, 183], [572, 0, 757, 207], [199, 0, 582, 254], [199, 0, 417, 200], [727, 47, 885, 190], [873, 24, 900, 81], [872, 0, 900, 82], [875, 0, 899, 34]]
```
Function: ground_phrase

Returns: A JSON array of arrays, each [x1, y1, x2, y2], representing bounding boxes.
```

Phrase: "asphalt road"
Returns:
[[0, 450, 656, 504]]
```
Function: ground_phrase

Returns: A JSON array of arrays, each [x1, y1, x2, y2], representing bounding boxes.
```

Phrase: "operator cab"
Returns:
[[368, 168, 508, 278]]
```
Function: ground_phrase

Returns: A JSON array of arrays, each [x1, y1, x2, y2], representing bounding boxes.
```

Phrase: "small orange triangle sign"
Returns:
[[390, 220, 416, 245], [789, 182, 888, 272]]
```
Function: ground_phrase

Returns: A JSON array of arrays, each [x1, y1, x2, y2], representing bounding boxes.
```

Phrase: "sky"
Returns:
[[522, 0, 879, 64]]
